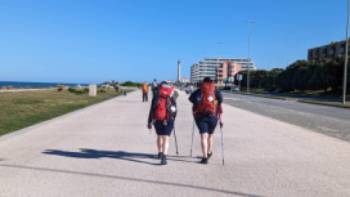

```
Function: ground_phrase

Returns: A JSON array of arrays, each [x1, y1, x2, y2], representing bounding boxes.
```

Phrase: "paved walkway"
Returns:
[[0, 91, 350, 197]]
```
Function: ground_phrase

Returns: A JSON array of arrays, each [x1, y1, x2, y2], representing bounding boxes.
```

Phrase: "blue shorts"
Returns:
[[154, 120, 174, 136], [195, 115, 218, 134]]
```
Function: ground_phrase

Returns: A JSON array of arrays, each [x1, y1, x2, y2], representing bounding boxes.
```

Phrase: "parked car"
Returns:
[[231, 87, 240, 91], [185, 84, 194, 94]]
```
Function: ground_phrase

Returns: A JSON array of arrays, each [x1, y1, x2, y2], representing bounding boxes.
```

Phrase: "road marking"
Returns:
[[224, 98, 240, 101], [318, 126, 339, 133]]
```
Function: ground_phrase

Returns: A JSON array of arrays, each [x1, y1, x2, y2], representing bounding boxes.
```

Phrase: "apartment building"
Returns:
[[190, 58, 256, 84], [308, 39, 349, 61]]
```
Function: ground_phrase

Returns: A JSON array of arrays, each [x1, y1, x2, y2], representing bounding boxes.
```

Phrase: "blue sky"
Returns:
[[0, 0, 346, 83]]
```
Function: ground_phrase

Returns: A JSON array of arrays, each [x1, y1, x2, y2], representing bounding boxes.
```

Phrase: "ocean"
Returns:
[[0, 81, 84, 89]]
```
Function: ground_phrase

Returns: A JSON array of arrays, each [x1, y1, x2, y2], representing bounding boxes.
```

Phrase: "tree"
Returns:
[[240, 57, 348, 95]]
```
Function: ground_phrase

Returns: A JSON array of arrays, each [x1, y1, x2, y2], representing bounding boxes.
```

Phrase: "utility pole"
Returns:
[[343, 0, 349, 104], [247, 21, 255, 93]]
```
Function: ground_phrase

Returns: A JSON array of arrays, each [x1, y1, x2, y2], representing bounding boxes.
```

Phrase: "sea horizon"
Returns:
[[0, 81, 87, 89]]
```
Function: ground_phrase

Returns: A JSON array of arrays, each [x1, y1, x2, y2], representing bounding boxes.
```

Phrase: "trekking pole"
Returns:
[[173, 127, 179, 155], [220, 126, 225, 166], [190, 120, 195, 157]]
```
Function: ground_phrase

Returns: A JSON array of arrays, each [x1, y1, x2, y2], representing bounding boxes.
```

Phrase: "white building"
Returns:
[[179, 77, 190, 84], [190, 58, 256, 84]]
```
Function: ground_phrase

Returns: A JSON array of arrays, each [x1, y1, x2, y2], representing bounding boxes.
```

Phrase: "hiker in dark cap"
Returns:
[[189, 77, 223, 164], [147, 81, 178, 165]]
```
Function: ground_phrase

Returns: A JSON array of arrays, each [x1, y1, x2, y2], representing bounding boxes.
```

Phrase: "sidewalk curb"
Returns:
[[298, 99, 350, 109], [226, 91, 288, 101]]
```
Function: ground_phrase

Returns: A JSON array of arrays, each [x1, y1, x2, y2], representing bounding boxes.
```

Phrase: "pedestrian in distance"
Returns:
[[142, 82, 149, 102], [147, 81, 179, 165], [151, 78, 158, 98], [189, 77, 223, 164]]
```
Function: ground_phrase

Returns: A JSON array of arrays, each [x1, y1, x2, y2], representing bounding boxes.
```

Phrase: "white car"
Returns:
[[185, 85, 194, 94]]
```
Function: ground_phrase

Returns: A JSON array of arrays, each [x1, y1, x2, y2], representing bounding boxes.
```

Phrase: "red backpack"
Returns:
[[154, 84, 174, 121], [196, 82, 217, 115]]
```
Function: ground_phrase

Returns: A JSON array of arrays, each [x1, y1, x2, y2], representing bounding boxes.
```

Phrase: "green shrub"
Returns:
[[98, 88, 107, 93], [68, 87, 88, 94], [57, 85, 65, 92], [121, 81, 142, 87]]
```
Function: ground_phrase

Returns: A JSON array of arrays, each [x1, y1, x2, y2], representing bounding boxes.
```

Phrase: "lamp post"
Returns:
[[177, 60, 181, 83], [343, 0, 349, 104], [247, 21, 255, 93]]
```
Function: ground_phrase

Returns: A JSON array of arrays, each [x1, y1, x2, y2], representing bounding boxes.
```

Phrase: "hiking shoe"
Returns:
[[160, 155, 167, 165], [207, 152, 213, 160], [200, 158, 208, 164]]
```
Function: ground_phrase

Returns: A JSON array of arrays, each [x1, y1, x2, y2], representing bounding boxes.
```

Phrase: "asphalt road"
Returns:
[[1, 91, 350, 197], [223, 92, 350, 142]]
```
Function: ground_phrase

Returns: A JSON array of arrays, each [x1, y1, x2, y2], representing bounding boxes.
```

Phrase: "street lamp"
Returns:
[[343, 0, 349, 104], [247, 21, 255, 93]]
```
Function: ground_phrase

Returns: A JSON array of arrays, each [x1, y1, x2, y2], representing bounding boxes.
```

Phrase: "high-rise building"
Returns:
[[190, 58, 256, 84]]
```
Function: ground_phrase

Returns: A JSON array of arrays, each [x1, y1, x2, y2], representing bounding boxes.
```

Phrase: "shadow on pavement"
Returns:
[[43, 149, 159, 166], [43, 148, 199, 165], [167, 155, 200, 164], [0, 163, 266, 197]]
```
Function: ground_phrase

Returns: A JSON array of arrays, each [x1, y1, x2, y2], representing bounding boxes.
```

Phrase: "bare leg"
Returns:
[[207, 134, 214, 154], [162, 136, 170, 155], [157, 136, 163, 153], [159, 135, 169, 165], [201, 133, 208, 158]]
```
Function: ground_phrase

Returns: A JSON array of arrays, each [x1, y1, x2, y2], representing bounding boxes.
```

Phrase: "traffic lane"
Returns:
[[223, 93, 350, 142], [223, 93, 350, 121]]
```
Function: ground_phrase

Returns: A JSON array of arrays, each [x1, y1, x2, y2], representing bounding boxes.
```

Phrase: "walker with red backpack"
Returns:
[[190, 81, 224, 165], [152, 83, 179, 155]]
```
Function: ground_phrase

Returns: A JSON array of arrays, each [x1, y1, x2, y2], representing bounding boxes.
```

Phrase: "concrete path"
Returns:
[[0, 91, 350, 197]]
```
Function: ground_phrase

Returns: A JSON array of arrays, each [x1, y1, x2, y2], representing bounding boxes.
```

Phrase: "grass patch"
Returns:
[[0, 89, 123, 136]]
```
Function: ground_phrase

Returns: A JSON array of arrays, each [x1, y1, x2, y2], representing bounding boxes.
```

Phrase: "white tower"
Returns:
[[177, 60, 181, 82]]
